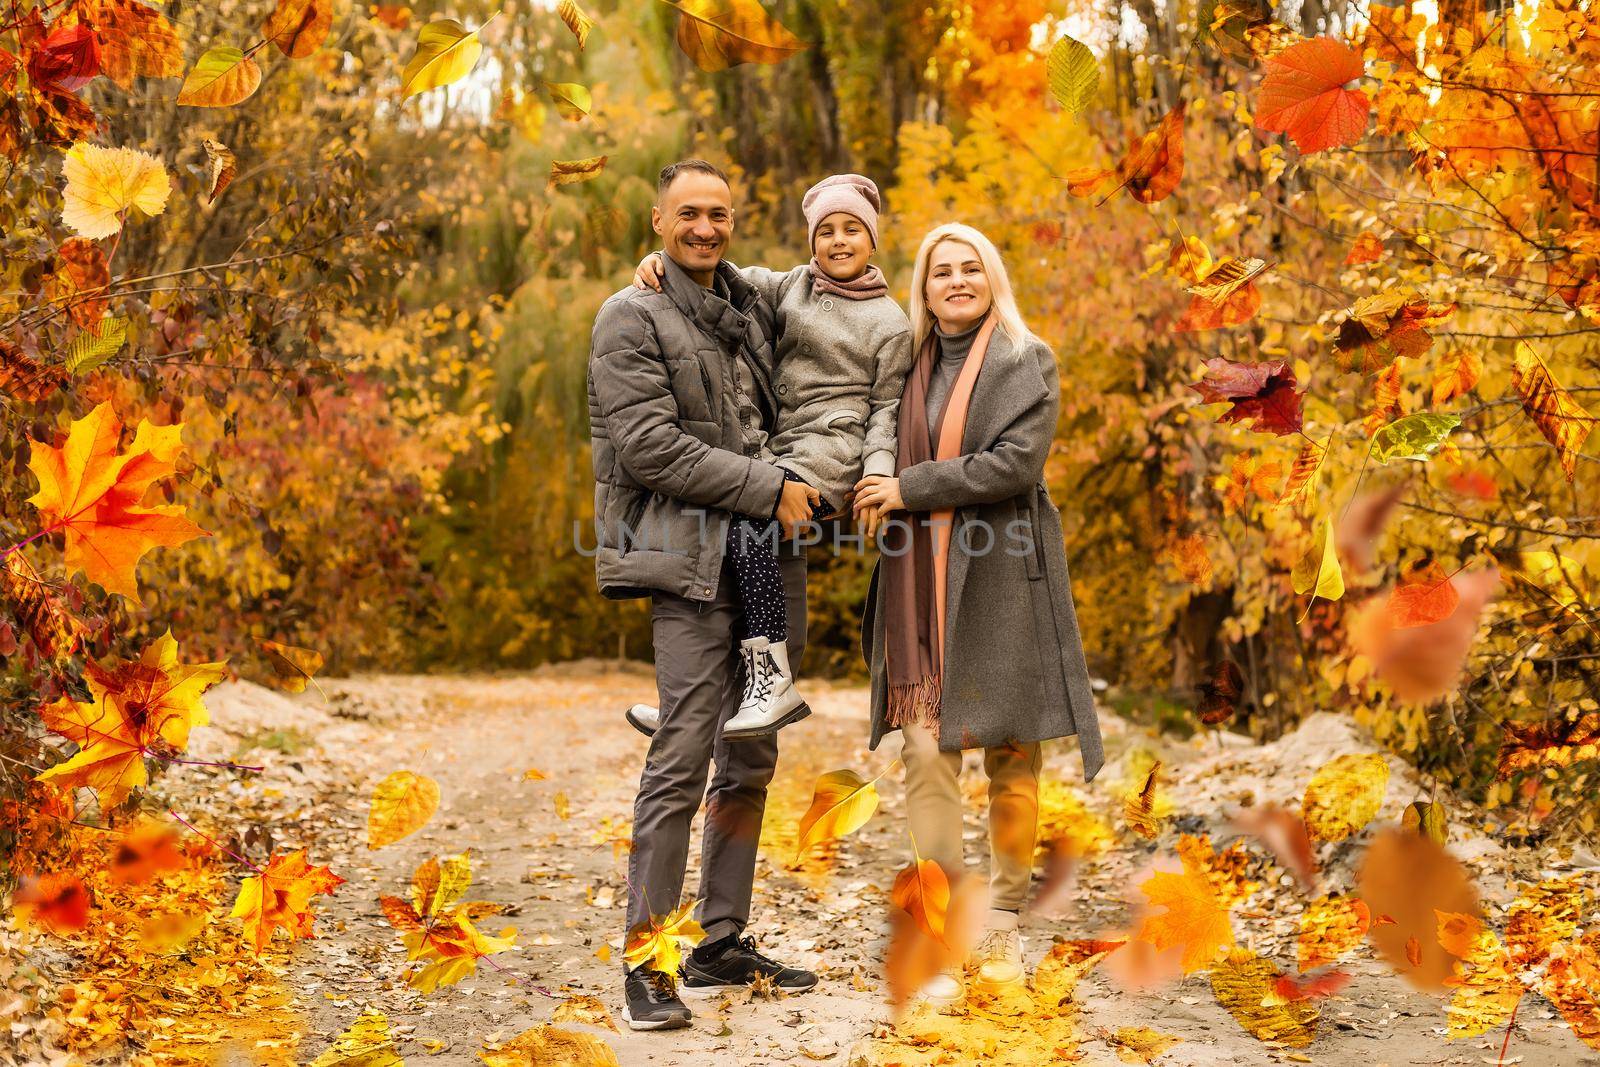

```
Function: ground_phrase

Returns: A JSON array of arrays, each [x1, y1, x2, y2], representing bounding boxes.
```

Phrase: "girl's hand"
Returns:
[[856, 502, 885, 540], [852, 474, 905, 515], [632, 252, 666, 291]]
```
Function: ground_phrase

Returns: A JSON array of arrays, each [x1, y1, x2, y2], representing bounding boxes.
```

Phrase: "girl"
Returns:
[[853, 223, 1104, 1005], [625, 173, 914, 740]]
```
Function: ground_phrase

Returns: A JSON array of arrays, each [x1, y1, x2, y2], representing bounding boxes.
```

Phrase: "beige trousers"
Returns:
[[899, 722, 1043, 911]]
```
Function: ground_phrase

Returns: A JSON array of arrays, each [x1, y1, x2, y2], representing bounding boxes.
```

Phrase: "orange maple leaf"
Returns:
[[230, 848, 344, 954], [1134, 865, 1236, 973], [26, 402, 209, 602], [36, 630, 227, 804], [1254, 36, 1369, 153]]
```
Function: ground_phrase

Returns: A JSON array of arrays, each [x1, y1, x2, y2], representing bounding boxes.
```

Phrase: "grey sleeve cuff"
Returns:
[[861, 450, 897, 478]]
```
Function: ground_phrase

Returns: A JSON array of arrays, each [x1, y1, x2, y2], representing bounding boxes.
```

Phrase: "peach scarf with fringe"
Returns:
[[882, 314, 998, 732]]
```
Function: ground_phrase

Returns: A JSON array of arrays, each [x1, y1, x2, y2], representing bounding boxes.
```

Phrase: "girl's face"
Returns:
[[813, 212, 874, 281], [924, 240, 992, 331]]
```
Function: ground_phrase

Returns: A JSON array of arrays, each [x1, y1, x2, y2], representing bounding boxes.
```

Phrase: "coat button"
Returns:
[[801, 343, 811, 353], [821, 298, 834, 311], [778, 384, 788, 395]]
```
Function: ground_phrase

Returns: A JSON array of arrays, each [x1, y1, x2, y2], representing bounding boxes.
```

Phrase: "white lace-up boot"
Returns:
[[721, 637, 810, 741], [971, 910, 1025, 990]]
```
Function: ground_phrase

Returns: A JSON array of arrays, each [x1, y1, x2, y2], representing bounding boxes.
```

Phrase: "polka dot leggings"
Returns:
[[727, 468, 832, 642]]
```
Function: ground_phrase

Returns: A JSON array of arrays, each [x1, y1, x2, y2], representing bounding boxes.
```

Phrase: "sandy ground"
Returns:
[[182, 665, 1600, 1067]]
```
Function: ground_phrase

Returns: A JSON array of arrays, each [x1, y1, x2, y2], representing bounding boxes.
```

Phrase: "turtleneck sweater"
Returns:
[[925, 311, 989, 448]]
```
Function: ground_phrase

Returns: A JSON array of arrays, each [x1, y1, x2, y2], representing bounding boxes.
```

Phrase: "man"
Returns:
[[587, 159, 821, 1031]]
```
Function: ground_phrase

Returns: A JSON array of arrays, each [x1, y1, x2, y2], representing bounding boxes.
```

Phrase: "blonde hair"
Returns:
[[907, 223, 1030, 351]]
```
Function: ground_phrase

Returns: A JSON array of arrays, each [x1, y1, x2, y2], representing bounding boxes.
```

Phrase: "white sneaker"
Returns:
[[914, 966, 966, 1008], [721, 637, 810, 741], [971, 926, 1025, 990], [624, 703, 660, 737]]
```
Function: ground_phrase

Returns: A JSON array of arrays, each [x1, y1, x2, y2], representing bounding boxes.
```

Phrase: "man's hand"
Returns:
[[775, 479, 822, 540], [632, 252, 666, 291]]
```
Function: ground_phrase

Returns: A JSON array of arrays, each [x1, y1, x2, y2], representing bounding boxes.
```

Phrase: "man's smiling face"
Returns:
[[652, 170, 733, 284]]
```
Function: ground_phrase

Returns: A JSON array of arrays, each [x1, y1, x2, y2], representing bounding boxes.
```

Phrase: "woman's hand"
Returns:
[[632, 252, 665, 291], [853, 474, 905, 518]]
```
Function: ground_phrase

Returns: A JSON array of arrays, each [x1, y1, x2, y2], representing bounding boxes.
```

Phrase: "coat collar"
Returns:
[[658, 253, 760, 350]]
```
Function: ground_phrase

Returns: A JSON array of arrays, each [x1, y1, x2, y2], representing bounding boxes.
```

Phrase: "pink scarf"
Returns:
[[806, 258, 889, 300]]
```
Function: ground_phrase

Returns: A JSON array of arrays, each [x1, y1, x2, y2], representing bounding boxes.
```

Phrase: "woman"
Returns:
[[852, 223, 1104, 1006]]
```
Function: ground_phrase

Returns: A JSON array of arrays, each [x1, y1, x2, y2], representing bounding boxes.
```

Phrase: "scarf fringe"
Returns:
[[886, 674, 941, 730]]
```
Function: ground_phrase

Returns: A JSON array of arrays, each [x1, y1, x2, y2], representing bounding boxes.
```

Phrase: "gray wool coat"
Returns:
[[587, 256, 796, 604], [738, 264, 913, 510], [861, 328, 1105, 782]]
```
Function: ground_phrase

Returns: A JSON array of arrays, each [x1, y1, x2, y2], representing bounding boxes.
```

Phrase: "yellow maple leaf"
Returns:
[[1134, 866, 1235, 973], [36, 630, 226, 804], [26, 402, 209, 602], [60, 141, 171, 239], [623, 900, 706, 975]]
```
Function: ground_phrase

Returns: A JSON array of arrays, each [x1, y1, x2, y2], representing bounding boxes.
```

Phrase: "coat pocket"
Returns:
[[1017, 498, 1044, 580]]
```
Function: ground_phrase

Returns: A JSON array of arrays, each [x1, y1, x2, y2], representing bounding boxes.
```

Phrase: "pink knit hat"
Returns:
[[802, 173, 881, 250]]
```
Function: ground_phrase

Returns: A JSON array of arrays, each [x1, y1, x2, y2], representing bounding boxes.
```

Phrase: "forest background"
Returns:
[[3, 0, 1598, 883]]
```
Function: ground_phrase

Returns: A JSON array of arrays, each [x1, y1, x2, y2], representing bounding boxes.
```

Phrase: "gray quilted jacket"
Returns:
[[587, 256, 791, 603], [739, 264, 914, 510]]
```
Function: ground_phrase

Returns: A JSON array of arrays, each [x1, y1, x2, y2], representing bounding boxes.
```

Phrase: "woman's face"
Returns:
[[924, 240, 992, 331], [812, 211, 873, 280]]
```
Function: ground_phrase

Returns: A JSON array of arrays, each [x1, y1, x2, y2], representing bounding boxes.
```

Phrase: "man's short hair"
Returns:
[[658, 159, 729, 198]]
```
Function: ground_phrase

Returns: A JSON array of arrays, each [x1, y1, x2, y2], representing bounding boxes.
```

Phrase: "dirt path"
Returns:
[[192, 666, 1600, 1067]]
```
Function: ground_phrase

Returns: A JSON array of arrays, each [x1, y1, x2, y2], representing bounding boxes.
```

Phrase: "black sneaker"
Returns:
[[679, 935, 819, 994], [622, 966, 692, 1030]]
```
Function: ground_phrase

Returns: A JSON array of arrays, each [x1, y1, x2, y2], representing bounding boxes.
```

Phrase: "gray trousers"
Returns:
[[626, 551, 808, 947]]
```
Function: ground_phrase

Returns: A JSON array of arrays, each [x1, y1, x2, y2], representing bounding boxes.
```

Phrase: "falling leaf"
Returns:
[[1230, 805, 1316, 890], [480, 1025, 619, 1066], [1344, 232, 1384, 265], [1370, 412, 1460, 465], [202, 138, 236, 202], [1264, 968, 1352, 1005], [1495, 713, 1600, 779], [623, 900, 706, 975], [230, 848, 344, 953], [1348, 567, 1500, 704], [547, 155, 607, 191], [665, 0, 804, 72], [1358, 828, 1479, 989], [1187, 358, 1303, 436], [1276, 437, 1325, 512], [109, 820, 187, 883], [48, 236, 110, 329], [176, 46, 262, 107], [1297, 896, 1371, 970], [1431, 347, 1480, 405], [1186, 257, 1269, 305], [28, 24, 101, 93], [37, 630, 226, 803], [1290, 516, 1345, 612], [1176, 834, 1260, 908], [1211, 948, 1320, 1046], [401, 15, 498, 99], [262, 0, 332, 59], [1124, 761, 1163, 839], [1196, 659, 1244, 726], [1133, 865, 1234, 973], [1173, 280, 1262, 332], [1046, 35, 1097, 113], [1334, 482, 1408, 576], [60, 142, 171, 239], [551, 994, 618, 1033], [1220, 452, 1281, 515], [1335, 289, 1455, 370], [368, 770, 441, 848], [1511, 341, 1592, 484], [544, 81, 591, 121], [63, 315, 127, 376], [255, 638, 325, 693], [793, 767, 881, 864], [71, 0, 185, 90], [891, 858, 950, 944], [1386, 561, 1460, 628], [14, 872, 91, 933], [556, 0, 595, 49], [0, 338, 64, 404], [522, 767, 547, 781], [309, 1008, 403, 1067], [1254, 36, 1368, 153], [1302, 753, 1387, 841], [1401, 800, 1449, 844], [1070, 103, 1186, 204], [1, 551, 87, 659]]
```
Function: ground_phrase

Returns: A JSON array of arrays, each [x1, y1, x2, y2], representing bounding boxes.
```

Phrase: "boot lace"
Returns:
[[979, 928, 1020, 965], [746, 651, 777, 703]]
